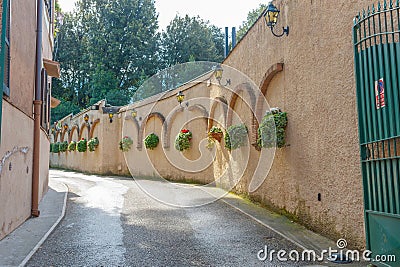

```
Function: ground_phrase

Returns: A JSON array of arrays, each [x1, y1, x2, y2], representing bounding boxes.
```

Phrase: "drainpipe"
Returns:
[[32, 0, 43, 217]]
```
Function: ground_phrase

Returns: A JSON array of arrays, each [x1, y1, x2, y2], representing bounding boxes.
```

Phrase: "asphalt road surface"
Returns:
[[26, 170, 310, 267]]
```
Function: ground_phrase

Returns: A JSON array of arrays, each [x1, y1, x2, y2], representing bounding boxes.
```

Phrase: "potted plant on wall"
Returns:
[[175, 129, 192, 151], [59, 141, 68, 153], [144, 133, 159, 150], [257, 109, 288, 149], [208, 126, 223, 142], [77, 138, 87, 152], [224, 124, 248, 150], [119, 136, 133, 152], [88, 137, 99, 152], [51, 142, 60, 153], [68, 141, 77, 151]]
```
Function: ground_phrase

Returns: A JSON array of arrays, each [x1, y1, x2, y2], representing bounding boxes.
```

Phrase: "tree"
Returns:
[[161, 15, 224, 66], [237, 4, 266, 42], [52, 0, 160, 121]]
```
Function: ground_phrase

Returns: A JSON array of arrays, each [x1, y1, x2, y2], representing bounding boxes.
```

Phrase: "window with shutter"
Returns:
[[2, 0, 9, 96]]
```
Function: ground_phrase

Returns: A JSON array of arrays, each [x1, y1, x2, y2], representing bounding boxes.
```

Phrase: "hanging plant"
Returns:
[[144, 133, 159, 150], [208, 126, 223, 142], [224, 124, 248, 150], [257, 110, 288, 148], [175, 129, 192, 151], [59, 141, 68, 152], [68, 141, 77, 151], [119, 136, 133, 152], [77, 138, 87, 152], [52, 142, 60, 153], [88, 137, 99, 152]]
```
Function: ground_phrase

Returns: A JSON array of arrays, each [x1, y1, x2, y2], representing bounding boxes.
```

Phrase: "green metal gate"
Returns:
[[353, 1, 400, 265]]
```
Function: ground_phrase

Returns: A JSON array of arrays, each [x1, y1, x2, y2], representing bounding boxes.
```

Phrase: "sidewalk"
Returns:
[[0, 178, 68, 267]]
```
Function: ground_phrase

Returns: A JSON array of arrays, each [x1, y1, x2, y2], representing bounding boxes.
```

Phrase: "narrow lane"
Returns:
[[27, 170, 308, 266]]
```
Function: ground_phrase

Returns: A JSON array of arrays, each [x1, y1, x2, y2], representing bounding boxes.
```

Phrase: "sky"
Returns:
[[57, 0, 265, 30]]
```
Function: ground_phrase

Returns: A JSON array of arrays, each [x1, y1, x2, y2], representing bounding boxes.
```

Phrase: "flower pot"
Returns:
[[209, 132, 223, 142]]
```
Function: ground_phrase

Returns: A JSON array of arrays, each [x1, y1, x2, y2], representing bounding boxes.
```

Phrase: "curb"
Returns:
[[19, 182, 68, 267]]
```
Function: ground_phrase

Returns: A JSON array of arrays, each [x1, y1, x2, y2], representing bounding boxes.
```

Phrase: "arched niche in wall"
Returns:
[[208, 97, 228, 131], [78, 123, 90, 140], [61, 130, 68, 142], [138, 112, 166, 150], [54, 131, 60, 143], [69, 124, 80, 143], [89, 119, 100, 139], [252, 63, 284, 143], [227, 83, 257, 143], [124, 115, 140, 149], [165, 104, 209, 149]]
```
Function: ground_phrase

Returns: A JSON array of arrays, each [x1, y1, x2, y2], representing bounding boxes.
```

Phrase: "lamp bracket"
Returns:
[[270, 26, 289, 37]]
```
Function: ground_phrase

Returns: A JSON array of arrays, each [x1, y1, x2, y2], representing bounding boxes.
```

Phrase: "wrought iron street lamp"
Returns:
[[214, 64, 231, 86], [263, 2, 289, 37], [176, 91, 185, 106], [102, 106, 121, 124]]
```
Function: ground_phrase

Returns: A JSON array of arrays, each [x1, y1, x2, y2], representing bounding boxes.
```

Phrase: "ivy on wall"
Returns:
[[257, 110, 288, 149], [224, 124, 248, 150]]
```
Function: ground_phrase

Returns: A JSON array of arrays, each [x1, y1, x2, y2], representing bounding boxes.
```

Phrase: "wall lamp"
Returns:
[[176, 91, 188, 107], [264, 2, 289, 37], [63, 124, 69, 131], [84, 114, 89, 124], [214, 64, 231, 86], [131, 109, 137, 118], [102, 106, 121, 123]]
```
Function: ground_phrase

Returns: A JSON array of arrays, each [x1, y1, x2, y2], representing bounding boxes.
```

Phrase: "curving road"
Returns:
[[26, 170, 310, 267]]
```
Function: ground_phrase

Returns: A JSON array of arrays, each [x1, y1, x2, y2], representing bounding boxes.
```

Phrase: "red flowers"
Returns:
[[181, 129, 189, 133]]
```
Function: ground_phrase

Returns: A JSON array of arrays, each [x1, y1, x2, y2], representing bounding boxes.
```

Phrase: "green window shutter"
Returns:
[[0, 0, 11, 143], [1, 0, 9, 96]]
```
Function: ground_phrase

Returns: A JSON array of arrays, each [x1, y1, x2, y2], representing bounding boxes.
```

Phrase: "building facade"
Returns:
[[0, 0, 59, 240]]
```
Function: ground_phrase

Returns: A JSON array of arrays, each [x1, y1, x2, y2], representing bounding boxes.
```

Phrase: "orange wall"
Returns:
[[0, 0, 54, 240]]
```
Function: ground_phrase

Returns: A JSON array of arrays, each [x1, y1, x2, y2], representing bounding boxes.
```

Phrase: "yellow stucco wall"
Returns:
[[0, 0, 54, 240], [50, 0, 381, 249]]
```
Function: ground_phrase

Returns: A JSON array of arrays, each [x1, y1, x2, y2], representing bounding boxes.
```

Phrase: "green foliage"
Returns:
[[119, 136, 133, 152], [52, 1, 226, 122], [144, 133, 159, 150], [51, 142, 60, 153], [161, 15, 224, 66], [88, 137, 99, 152], [175, 129, 192, 151], [209, 126, 222, 133], [208, 126, 223, 142], [68, 141, 77, 151], [77, 138, 87, 152], [59, 141, 68, 152], [52, 0, 160, 121], [224, 124, 248, 150], [237, 4, 267, 42], [257, 111, 288, 148]]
